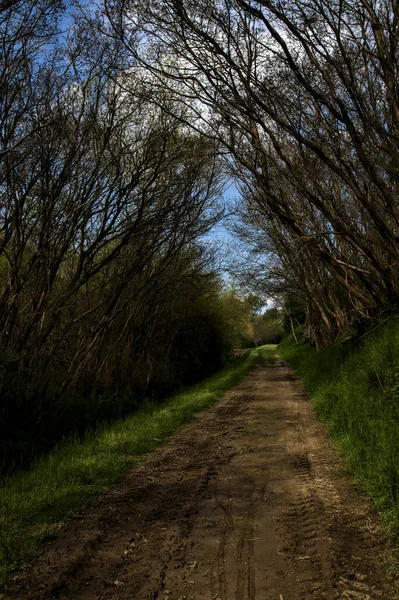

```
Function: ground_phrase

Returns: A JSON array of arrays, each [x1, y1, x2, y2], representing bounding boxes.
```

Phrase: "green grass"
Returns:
[[279, 324, 399, 537], [0, 345, 276, 586]]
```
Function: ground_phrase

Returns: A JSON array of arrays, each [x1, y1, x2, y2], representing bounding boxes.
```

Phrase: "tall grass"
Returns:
[[279, 324, 399, 535], [0, 345, 275, 586]]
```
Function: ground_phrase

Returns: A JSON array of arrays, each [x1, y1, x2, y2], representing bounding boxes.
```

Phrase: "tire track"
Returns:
[[286, 374, 395, 599], [234, 488, 262, 600], [211, 496, 234, 599]]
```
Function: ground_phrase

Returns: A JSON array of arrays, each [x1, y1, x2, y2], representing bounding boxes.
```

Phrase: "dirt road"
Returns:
[[6, 359, 399, 599]]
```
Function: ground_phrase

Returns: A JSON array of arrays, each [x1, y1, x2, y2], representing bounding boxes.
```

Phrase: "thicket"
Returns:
[[0, 1, 252, 474], [280, 321, 399, 535]]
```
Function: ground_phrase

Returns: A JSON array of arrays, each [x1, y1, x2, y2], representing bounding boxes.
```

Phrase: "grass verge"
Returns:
[[279, 326, 399, 538], [0, 345, 275, 586]]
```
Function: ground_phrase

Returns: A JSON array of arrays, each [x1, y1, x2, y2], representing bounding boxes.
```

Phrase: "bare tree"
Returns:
[[0, 3, 225, 424], [108, 0, 399, 342]]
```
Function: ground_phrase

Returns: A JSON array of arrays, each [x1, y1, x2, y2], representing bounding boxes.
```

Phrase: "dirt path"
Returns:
[[6, 359, 399, 600]]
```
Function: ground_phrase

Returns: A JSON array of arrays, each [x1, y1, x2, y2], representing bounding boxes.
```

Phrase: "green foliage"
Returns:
[[0, 346, 273, 586], [244, 294, 265, 316], [281, 296, 307, 338], [279, 321, 399, 536], [214, 291, 284, 349], [216, 290, 255, 348], [253, 307, 284, 345]]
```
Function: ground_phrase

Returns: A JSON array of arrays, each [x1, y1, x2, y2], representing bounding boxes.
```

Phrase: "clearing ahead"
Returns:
[[7, 359, 398, 600]]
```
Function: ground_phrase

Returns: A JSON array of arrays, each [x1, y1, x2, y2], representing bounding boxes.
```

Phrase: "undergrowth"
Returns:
[[0, 345, 275, 587], [279, 323, 399, 537]]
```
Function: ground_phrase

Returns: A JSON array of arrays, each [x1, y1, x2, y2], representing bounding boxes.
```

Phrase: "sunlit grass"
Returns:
[[0, 345, 276, 585]]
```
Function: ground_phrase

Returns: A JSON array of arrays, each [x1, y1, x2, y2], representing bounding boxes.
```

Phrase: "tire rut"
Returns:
[[285, 376, 393, 599]]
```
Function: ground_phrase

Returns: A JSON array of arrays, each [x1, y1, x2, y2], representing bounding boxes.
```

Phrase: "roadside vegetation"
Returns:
[[280, 323, 399, 537], [0, 345, 276, 585]]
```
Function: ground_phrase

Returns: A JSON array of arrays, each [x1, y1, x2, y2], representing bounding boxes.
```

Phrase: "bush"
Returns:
[[253, 308, 284, 345]]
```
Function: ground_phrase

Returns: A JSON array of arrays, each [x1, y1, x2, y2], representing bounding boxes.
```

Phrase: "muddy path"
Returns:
[[6, 359, 399, 600]]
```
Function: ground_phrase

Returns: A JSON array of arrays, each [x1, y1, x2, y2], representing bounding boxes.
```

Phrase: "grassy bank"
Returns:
[[0, 345, 275, 586], [279, 324, 399, 536]]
